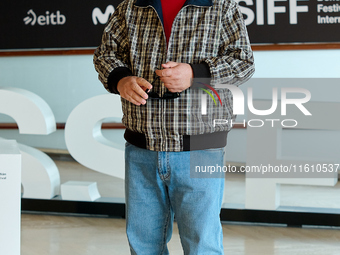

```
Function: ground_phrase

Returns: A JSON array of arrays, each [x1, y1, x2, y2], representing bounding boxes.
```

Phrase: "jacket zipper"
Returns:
[[137, 5, 168, 150], [137, 4, 211, 150]]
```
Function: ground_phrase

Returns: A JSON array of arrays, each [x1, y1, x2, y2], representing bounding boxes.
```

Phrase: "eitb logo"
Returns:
[[23, 9, 66, 26]]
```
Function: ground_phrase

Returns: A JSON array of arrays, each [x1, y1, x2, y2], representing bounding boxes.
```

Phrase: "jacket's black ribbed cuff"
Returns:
[[107, 67, 133, 94], [190, 62, 211, 78]]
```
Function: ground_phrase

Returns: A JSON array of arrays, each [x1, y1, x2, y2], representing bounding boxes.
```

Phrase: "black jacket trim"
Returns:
[[124, 128, 227, 151], [190, 62, 211, 78], [107, 67, 133, 94]]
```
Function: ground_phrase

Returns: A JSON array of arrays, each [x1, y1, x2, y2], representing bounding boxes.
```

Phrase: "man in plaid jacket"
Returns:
[[94, 0, 254, 253]]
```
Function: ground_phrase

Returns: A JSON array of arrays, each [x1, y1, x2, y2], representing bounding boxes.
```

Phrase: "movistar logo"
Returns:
[[92, 5, 115, 25]]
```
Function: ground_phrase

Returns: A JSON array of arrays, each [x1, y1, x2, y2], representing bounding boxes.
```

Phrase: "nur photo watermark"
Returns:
[[189, 78, 340, 179]]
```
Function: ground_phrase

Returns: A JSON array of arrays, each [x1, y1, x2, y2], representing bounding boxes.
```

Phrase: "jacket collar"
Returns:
[[134, 0, 212, 24], [134, 0, 164, 23], [134, 0, 213, 8]]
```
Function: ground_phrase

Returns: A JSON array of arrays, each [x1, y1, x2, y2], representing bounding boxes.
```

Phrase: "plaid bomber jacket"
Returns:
[[94, 0, 255, 152]]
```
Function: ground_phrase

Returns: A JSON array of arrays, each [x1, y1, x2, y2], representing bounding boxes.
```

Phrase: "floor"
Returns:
[[21, 213, 340, 255]]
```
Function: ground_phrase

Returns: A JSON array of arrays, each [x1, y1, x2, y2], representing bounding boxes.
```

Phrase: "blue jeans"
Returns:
[[125, 143, 225, 255]]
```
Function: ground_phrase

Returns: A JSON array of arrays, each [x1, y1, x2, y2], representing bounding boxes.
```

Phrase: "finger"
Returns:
[[163, 81, 180, 91], [165, 86, 181, 93], [155, 68, 172, 77], [137, 77, 152, 90], [162, 61, 178, 69], [126, 96, 145, 106], [161, 68, 172, 77], [163, 82, 173, 89], [136, 78, 152, 98], [121, 92, 143, 106], [167, 88, 177, 93], [160, 76, 179, 84], [132, 82, 149, 100], [155, 69, 163, 77], [124, 87, 147, 105], [129, 92, 147, 105], [121, 82, 146, 103]]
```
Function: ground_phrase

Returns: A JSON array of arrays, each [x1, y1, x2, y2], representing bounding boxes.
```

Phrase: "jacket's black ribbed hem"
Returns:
[[124, 129, 147, 150], [107, 67, 133, 94], [124, 129, 227, 151]]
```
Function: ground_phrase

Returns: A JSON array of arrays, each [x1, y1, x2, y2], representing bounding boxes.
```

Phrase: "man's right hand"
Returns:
[[117, 76, 152, 106]]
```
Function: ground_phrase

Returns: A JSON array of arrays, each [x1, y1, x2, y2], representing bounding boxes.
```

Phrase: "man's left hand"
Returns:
[[155, 61, 193, 93]]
